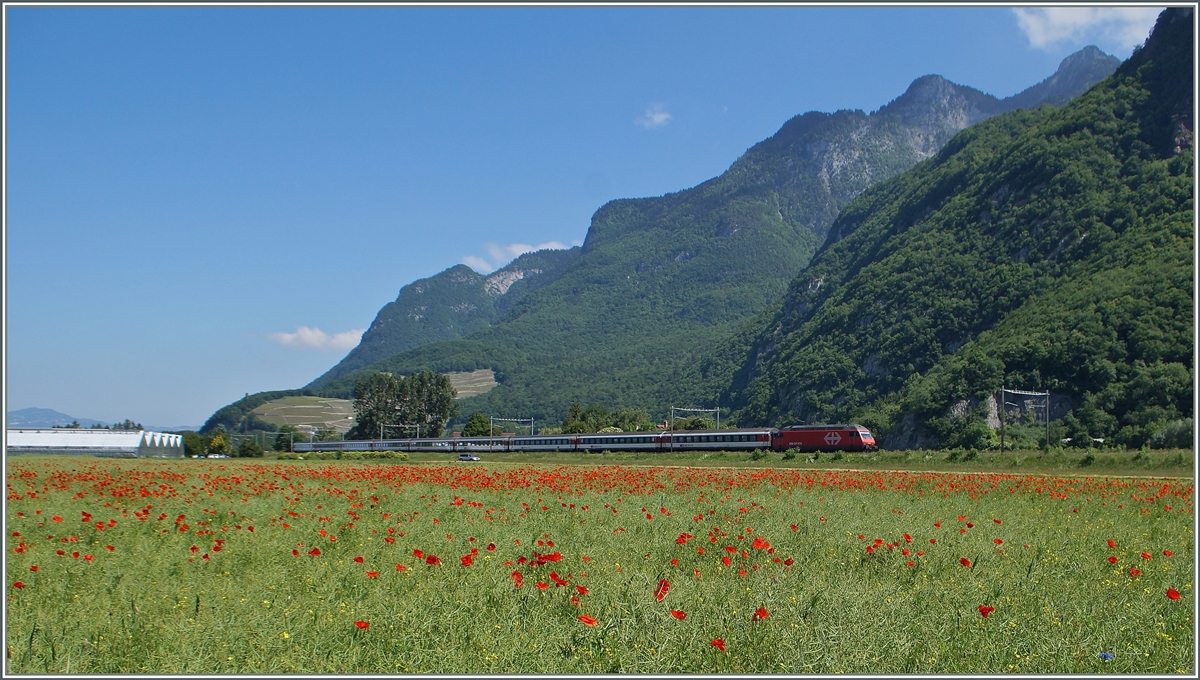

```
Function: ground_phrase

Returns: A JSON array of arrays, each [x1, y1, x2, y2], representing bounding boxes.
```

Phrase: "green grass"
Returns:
[[5, 457, 1193, 674], [395, 447, 1194, 477]]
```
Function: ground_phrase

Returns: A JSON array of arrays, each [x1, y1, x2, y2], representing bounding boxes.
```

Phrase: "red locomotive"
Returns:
[[771, 424, 876, 452]]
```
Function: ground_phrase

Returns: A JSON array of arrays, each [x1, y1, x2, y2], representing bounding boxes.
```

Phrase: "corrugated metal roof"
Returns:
[[7, 428, 144, 449], [6, 429, 184, 457]]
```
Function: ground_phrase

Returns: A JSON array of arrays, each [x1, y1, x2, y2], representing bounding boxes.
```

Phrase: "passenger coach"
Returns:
[[293, 424, 876, 455]]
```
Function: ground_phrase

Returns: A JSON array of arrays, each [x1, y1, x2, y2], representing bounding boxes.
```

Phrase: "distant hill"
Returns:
[[7, 408, 108, 429], [205, 44, 1122, 429], [725, 8, 1192, 449]]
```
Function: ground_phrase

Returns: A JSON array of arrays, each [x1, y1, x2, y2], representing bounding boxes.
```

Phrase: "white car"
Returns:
[[458, 453, 481, 461]]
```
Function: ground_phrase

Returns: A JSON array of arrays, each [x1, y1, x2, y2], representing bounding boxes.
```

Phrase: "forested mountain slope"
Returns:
[[726, 8, 1193, 449], [312, 247, 580, 385]]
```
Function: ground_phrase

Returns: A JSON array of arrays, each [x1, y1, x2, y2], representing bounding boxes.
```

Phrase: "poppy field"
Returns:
[[4, 458, 1194, 674]]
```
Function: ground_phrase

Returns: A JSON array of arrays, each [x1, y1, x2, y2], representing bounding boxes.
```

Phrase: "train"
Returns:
[[292, 424, 876, 455]]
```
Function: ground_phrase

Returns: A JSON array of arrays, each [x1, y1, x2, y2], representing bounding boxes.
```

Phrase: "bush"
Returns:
[[782, 448, 798, 461]]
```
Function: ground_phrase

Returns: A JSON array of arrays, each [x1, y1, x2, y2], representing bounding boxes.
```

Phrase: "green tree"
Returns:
[[462, 413, 494, 437], [352, 370, 457, 439], [207, 431, 231, 457], [237, 437, 264, 458], [181, 431, 205, 457], [273, 425, 300, 452]]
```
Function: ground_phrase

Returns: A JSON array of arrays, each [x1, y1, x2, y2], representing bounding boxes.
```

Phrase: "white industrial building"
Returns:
[[5, 428, 185, 458]]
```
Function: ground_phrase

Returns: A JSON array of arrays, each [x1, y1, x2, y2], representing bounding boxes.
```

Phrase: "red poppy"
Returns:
[[1167, 587, 1181, 600], [1140, 552, 1151, 560], [654, 579, 669, 602], [576, 585, 588, 595], [413, 549, 424, 558], [694, 568, 702, 577], [966, 523, 974, 529], [903, 533, 912, 543], [959, 558, 971, 568], [930, 539, 936, 544], [293, 549, 300, 557], [670, 610, 686, 620], [752, 607, 769, 621], [105, 545, 114, 551], [722, 556, 731, 567], [1129, 568, 1142, 577], [71, 551, 79, 559], [396, 564, 406, 571], [52, 516, 62, 523], [978, 605, 994, 618], [487, 543, 496, 551], [994, 539, 1003, 545], [190, 545, 199, 554], [783, 558, 794, 566], [83, 554, 94, 562], [578, 615, 598, 626], [354, 621, 369, 630], [993, 519, 1001, 524], [1106, 539, 1116, 549], [1107, 556, 1118, 564], [308, 548, 321, 557], [29, 566, 37, 572], [511, 570, 524, 588], [353, 556, 364, 564], [12, 582, 24, 589], [934, 522, 941, 528], [425, 555, 441, 566], [366, 571, 378, 578], [724, 545, 737, 554], [957, 516, 966, 521], [752, 536, 770, 550], [1163, 550, 1173, 557], [906, 561, 915, 567], [536, 581, 549, 590]]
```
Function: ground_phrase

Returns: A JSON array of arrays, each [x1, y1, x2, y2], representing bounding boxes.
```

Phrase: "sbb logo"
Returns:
[[823, 431, 842, 446]]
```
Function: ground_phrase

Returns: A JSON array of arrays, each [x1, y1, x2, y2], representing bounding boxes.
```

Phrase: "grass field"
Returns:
[[250, 396, 357, 433], [446, 369, 498, 398], [4, 457, 1193, 674]]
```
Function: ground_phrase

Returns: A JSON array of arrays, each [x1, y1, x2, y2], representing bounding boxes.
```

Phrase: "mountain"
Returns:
[[724, 8, 1192, 450], [205, 45, 1121, 432], [7, 408, 109, 429], [306, 48, 1120, 419], [312, 247, 581, 386]]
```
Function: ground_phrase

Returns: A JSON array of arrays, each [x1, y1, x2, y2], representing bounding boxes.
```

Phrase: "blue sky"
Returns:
[[4, 4, 1164, 428]]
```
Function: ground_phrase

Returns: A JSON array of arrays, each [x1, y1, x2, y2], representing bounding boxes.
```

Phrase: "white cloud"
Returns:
[[462, 255, 496, 274], [636, 103, 673, 129], [1012, 7, 1163, 52], [462, 240, 575, 273], [265, 326, 364, 352]]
